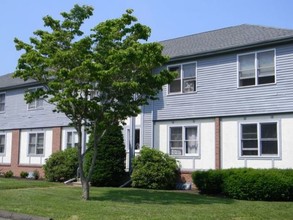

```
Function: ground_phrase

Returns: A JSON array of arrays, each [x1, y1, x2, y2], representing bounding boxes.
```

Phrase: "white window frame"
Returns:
[[0, 93, 5, 113], [168, 62, 197, 94], [168, 125, 199, 157], [27, 132, 45, 156], [66, 131, 78, 148], [0, 133, 6, 155], [26, 87, 44, 110], [239, 121, 279, 158], [237, 49, 276, 88]]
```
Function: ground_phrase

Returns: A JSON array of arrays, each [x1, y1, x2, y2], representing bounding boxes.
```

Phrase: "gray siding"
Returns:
[[0, 87, 70, 130], [142, 103, 153, 148], [152, 44, 293, 120]]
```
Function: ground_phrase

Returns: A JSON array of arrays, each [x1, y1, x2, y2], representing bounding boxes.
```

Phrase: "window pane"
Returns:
[[183, 79, 196, 93], [258, 75, 275, 84], [242, 140, 258, 149], [28, 101, 36, 109], [242, 150, 258, 156], [261, 123, 277, 139], [169, 66, 180, 79], [258, 51, 274, 70], [0, 94, 5, 112], [135, 129, 140, 150], [170, 127, 182, 140], [261, 141, 278, 154], [185, 141, 198, 154], [28, 144, 35, 154], [240, 78, 255, 86], [29, 134, 36, 145], [242, 124, 257, 139], [0, 135, 5, 153], [239, 54, 255, 71], [186, 127, 197, 140], [37, 133, 44, 145], [169, 80, 181, 93], [36, 99, 43, 108], [183, 63, 196, 78], [67, 132, 73, 148]]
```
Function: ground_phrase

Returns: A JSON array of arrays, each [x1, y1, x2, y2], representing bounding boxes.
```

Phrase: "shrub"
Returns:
[[33, 169, 40, 180], [192, 168, 293, 201], [223, 169, 293, 201], [4, 170, 13, 178], [131, 147, 179, 190], [20, 171, 29, 178], [43, 147, 78, 182], [84, 124, 126, 187]]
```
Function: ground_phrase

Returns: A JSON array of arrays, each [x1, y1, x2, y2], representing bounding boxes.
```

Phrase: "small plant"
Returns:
[[4, 170, 13, 178], [33, 169, 40, 180], [20, 171, 29, 178]]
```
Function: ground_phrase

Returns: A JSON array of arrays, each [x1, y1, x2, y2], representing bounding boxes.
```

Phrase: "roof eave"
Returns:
[[167, 37, 293, 62]]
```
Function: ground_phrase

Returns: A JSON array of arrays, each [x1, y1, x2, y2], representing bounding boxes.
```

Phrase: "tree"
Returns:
[[84, 123, 126, 187], [14, 4, 175, 200]]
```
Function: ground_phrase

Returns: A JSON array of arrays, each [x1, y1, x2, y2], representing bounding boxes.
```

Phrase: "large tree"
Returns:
[[14, 5, 174, 200]]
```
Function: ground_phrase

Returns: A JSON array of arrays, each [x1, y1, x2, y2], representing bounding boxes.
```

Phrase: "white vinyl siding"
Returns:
[[238, 49, 275, 87], [168, 62, 196, 94]]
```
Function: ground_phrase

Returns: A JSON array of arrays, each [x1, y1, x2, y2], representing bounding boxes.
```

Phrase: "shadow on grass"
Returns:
[[90, 188, 233, 205]]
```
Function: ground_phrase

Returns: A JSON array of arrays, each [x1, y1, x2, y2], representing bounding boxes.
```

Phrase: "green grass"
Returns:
[[0, 178, 292, 220]]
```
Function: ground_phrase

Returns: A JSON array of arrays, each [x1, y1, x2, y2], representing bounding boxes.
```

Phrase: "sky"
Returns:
[[1, 0, 293, 76]]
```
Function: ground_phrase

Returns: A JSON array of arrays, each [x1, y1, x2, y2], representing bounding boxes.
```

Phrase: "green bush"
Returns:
[[4, 170, 13, 178], [223, 169, 293, 201], [131, 147, 179, 190], [20, 171, 29, 178], [192, 168, 293, 201], [43, 147, 78, 182], [84, 124, 126, 187]]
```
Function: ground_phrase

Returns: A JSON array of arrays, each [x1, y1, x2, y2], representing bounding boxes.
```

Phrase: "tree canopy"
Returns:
[[14, 4, 175, 200]]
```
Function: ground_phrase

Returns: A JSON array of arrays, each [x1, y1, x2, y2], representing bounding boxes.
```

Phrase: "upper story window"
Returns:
[[168, 62, 196, 94], [66, 131, 78, 148], [238, 50, 275, 87], [0, 134, 5, 154], [0, 93, 5, 112], [27, 88, 43, 110], [169, 125, 199, 156], [28, 132, 44, 155], [240, 122, 278, 157]]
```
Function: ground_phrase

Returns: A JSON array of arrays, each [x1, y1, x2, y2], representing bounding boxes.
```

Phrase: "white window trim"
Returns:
[[125, 127, 142, 152], [237, 49, 276, 88], [0, 133, 6, 155], [26, 87, 44, 110], [168, 124, 200, 157], [238, 121, 280, 159], [0, 92, 5, 113], [27, 132, 45, 156], [167, 61, 197, 95]]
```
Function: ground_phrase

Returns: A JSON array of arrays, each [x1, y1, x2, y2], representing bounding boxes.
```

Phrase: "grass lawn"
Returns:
[[0, 178, 292, 220]]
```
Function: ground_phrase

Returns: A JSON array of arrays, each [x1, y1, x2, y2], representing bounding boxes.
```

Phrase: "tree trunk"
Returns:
[[81, 178, 90, 200]]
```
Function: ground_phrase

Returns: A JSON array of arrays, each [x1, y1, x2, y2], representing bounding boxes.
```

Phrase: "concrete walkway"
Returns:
[[0, 210, 52, 220]]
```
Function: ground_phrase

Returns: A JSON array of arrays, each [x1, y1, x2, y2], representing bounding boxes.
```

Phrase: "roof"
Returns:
[[160, 24, 293, 60], [0, 73, 37, 91], [2, 24, 293, 89]]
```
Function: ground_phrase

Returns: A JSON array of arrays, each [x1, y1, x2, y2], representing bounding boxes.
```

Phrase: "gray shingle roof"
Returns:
[[0, 73, 37, 90], [160, 24, 293, 60]]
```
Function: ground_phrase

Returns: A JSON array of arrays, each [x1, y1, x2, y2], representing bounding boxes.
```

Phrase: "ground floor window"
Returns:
[[169, 125, 198, 156], [240, 122, 278, 157], [66, 131, 78, 148], [0, 134, 5, 154], [28, 133, 44, 155]]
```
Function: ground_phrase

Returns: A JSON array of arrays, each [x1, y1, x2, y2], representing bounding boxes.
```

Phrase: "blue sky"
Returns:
[[1, 0, 293, 75]]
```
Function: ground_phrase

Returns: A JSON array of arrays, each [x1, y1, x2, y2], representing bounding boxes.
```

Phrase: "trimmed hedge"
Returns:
[[131, 147, 180, 190], [192, 168, 293, 201]]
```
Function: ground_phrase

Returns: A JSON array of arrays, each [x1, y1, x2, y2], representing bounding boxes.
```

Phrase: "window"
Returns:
[[169, 126, 198, 156], [168, 62, 196, 94], [28, 133, 44, 155], [27, 88, 43, 110], [135, 129, 140, 150], [0, 93, 5, 112], [240, 122, 278, 157], [0, 134, 5, 154], [66, 131, 78, 148], [238, 50, 275, 87]]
